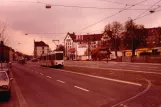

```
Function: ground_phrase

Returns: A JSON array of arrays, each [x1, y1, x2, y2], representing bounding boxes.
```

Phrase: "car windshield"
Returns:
[[55, 53, 63, 60], [0, 72, 8, 81]]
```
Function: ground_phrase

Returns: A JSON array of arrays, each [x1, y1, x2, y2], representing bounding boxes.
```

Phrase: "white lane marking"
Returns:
[[10, 72, 29, 107], [74, 86, 89, 92], [66, 65, 161, 75], [112, 79, 152, 107], [55, 69, 142, 86], [57, 80, 66, 83], [149, 66, 159, 69], [35, 71, 38, 73], [40, 73, 43, 75], [46, 76, 52, 79], [129, 65, 140, 68]]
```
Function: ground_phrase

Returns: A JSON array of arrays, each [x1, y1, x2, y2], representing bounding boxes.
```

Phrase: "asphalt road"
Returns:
[[0, 62, 148, 107], [65, 61, 161, 74]]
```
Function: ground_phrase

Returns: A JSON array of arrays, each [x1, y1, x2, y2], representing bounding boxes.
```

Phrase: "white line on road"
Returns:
[[35, 71, 38, 73], [57, 80, 66, 83], [111, 79, 152, 107], [149, 67, 159, 69], [74, 86, 89, 92], [40, 73, 43, 75], [55, 69, 142, 86], [46, 76, 52, 79], [66, 65, 161, 75], [129, 65, 140, 68]]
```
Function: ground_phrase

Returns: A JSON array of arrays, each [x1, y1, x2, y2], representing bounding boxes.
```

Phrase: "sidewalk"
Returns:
[[108, 61, 161, 66]]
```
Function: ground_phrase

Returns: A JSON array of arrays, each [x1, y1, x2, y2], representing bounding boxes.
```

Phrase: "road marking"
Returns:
[[111, 79, 151, 107], [130, 65, 140, 68], [74, 86, 89, 92], [10, 72, 29, 107], [46, 76, 52, 79], [66, 65, 161, 75], [57, 80, 65, 83], [55, 69, 142, 86], [149, 66, 159, 69], [40, 73, 43, 75]]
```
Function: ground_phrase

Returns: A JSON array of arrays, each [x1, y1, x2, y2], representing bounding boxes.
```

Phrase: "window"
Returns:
[[42, 50, 44, 54], [55, 53, 63, 60], [42, 47, 44, 50]]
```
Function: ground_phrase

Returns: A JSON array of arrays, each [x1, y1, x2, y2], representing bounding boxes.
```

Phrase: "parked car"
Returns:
[[0, 71, 13, 100]]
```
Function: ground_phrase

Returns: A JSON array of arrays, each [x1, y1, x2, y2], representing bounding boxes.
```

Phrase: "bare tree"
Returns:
[[104, 21, 124, 57], [124, 20, 145, 56], [0, 21, 8, 44]]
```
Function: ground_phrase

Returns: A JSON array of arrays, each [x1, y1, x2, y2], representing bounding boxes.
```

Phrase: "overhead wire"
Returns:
[[134, 9, 161, 21], [78, 0, 148, 32], [100, 0, 161, 7], [134, 0, 161, 20], [1, 0, 150, 10]]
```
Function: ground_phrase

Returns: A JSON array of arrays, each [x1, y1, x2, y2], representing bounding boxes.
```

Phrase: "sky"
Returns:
[[0, 0, 161, 55]]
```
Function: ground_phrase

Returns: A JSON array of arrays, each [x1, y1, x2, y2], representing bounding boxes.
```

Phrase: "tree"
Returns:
[[104, 21, 123, 57], [123, 19, 146, 56], [0, 21, 8, 44], [56, 44, 65, 55]]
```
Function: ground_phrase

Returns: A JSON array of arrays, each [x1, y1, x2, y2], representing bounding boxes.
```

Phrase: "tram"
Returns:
[[40, 51, 64, 68]]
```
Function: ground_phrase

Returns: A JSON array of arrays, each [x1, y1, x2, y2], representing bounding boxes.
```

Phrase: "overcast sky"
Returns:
[[0, 0, 161, 55]]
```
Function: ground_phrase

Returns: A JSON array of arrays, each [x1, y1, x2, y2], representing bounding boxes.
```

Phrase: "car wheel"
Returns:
[[5, 90, 11, 101]]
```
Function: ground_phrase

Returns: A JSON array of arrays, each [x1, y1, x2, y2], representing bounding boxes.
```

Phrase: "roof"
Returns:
[[34, 41, 49, 47], [65, 33, 103, 42], [81, 34, 103, 42], [91, 47, 111, 55], [64, 32, 76, 41]]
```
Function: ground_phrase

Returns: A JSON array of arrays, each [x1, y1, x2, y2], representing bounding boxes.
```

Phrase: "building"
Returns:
[[34, 40, 49, 58], [144, 27, 161, 48], [64, 32, 103, 60], [0, 41, 15, 62]]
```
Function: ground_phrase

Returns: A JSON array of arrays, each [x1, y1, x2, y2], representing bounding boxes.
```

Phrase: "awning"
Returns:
[[91, 47, 111, 55], [68, 48, 75, 53]]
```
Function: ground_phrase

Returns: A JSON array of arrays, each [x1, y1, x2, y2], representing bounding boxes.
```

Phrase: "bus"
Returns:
[[40, 51, 64, 68]]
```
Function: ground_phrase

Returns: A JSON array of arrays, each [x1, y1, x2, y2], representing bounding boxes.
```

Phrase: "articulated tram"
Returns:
[[40, 51, 64, 68]]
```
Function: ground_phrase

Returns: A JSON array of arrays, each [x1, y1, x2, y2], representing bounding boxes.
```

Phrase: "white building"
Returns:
[[34, 40, 49, 58], [64, 33, 103, 60]]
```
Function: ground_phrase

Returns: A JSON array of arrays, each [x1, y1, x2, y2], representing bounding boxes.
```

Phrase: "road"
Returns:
[[65, 61, 161, 74], [0, 61, 161, 107]]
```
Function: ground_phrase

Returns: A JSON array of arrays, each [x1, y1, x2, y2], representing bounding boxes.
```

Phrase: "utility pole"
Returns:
[[129, 19, 135, 57], [0, 41, 4, 69], [87, 37, 90, 60]]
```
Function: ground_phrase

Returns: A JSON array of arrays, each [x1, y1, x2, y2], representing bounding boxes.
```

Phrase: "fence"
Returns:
[[120, 56, 161, 63]]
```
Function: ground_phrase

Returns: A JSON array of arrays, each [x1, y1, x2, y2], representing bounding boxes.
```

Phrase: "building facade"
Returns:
[[34, 40, 49, 58], [64, 32, 103, 60]]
